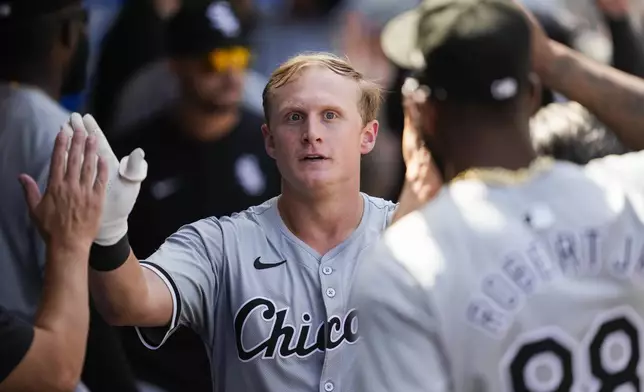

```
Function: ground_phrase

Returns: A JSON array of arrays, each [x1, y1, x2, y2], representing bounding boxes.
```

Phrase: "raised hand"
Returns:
[[19, 123, 108, 248], [67, 113, 148, 246]]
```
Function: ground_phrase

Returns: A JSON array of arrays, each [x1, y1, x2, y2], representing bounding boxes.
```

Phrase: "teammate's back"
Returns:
[[358, 154, 644, 391]]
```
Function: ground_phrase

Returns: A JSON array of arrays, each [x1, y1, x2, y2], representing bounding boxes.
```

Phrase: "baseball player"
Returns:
[[351, 0, 644, 391], [72, 52, 435, 392]]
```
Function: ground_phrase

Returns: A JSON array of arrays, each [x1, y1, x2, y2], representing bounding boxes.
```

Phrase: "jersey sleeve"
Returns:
[[0, 307, 34, 383], [585, 150, 644, 194], [135, 217, 223, 350], [350, 226, 451, 392]]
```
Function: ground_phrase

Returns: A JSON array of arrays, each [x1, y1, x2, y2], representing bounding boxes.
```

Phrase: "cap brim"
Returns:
[[381, 8, 425, 70]]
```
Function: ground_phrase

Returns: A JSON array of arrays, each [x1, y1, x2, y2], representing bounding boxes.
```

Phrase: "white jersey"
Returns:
[[352, 153, 644, 392]]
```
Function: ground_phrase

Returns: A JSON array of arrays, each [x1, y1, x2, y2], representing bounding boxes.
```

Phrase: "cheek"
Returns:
[[271, 131, 298, 156]]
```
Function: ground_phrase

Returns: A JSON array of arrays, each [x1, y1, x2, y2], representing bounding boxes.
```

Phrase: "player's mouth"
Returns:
[[300, 154, 329, 162]]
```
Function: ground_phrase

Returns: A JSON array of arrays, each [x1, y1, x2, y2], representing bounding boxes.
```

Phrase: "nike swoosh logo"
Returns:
[[254, 257, 287, 270]]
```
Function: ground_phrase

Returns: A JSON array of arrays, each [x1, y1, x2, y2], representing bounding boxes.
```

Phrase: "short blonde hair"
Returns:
[[262, 52, 383, 125]]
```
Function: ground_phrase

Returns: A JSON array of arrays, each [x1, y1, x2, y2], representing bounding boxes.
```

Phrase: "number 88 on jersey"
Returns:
[[500, 306, 643, 392]]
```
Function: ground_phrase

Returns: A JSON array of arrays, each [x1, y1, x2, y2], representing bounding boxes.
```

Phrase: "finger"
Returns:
[[18, 174, 42, 213], [70, 112, 88, 136], [94, 155, 109, 194], [83, 114, 118, 160], [80, 134, 98, 187], [49, 129, 69, 185], [61, 122, 74, 151], [65, 127, 87, 182]]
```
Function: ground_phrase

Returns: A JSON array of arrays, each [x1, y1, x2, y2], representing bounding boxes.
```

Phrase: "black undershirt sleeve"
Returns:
[[0, 306, 34, 383]]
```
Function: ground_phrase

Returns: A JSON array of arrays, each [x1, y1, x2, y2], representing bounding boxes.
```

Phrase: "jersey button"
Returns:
[[324, 381, 334, 391], [322, 266, 333, 275], [326, 288, 336, 298]]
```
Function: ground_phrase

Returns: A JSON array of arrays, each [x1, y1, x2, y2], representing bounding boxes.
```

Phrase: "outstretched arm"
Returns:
[[1, 124, 106, 391], [518, 1, 644, 150]]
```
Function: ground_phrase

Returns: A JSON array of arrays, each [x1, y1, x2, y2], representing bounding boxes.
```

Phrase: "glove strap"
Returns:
[[90, 234, 131, 272]]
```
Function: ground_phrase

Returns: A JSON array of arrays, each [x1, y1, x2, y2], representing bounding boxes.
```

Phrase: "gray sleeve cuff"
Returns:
[[135, 262, 181, 350]]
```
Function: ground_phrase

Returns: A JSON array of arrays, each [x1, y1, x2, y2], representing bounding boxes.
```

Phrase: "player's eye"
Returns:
[[288, 113, 303, 122], [324, 111, 338, 120]]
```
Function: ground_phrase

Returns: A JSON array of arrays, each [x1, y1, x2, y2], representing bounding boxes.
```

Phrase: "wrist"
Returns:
[[47, 237, 92, 255], [535, 40, 565, 86], [90, 234, 131, 271]]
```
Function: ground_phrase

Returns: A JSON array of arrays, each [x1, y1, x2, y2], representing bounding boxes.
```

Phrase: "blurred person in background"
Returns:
[[108, 0, 267, 140], [250, 0, 344, 78], [112, 2, 280, 391], [88, 0, 261, 139], [596, 0, 644, 78], [0, 1, 139, 391], [86, 0, 180, 133], [382, 0, 644, 202], [531, 101, 630, 163], [338, 0, 418, 199], [0, 126, 107, 392]]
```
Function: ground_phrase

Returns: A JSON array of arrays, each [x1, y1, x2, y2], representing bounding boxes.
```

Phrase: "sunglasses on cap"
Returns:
[[208, 46, 251, 73]]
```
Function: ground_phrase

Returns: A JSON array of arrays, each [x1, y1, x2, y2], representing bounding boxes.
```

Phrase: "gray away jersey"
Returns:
[[352, 152, 644, 392], [136, 193, 396, 392]]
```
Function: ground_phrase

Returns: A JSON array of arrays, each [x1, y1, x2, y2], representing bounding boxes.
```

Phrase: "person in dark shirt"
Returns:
[[114, 0, 280, 258], [112, 2, 280, 391]]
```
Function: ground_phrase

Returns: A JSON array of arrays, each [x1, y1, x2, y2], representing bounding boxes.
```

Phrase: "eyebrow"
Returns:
[[278, 103, 346, 117]]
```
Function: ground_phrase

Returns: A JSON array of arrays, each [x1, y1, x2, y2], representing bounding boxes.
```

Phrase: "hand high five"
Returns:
[[19, 123, 108, 248], [66, 113, 148, 247]]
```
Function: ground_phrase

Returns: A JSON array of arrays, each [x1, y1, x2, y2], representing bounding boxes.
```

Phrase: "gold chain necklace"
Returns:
[[450, 156, 555, 185]]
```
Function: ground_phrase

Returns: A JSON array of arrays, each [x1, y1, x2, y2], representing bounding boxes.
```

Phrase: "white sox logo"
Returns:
[[234, 297, 359, 361]]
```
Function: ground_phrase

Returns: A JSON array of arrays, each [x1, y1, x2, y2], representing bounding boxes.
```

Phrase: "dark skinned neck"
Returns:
[[440, 123, 537, 182]]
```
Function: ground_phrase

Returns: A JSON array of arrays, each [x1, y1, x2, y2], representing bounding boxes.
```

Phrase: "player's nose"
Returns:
[[302, 118, 323, 144]]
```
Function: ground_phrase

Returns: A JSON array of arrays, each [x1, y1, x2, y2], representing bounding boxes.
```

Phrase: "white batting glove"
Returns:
[[67, 113, 148, 246]]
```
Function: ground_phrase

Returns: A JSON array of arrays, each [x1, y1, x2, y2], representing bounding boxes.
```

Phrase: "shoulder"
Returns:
[[217, 197, 280, 235], [583, 151, 644, 194], [380, 209, 446, 284], [363, 193, 398, 224], [0, 87, 69, 172], [0, 87, 69, 136]]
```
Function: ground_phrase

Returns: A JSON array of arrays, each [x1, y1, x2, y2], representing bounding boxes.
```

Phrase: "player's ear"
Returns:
[[528, 72, 542, 116], [261, 123, 276, 159], [360, 120, 379, 155]]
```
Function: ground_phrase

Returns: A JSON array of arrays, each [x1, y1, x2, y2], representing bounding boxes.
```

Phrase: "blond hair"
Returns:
[[262, 52, 383, 125]]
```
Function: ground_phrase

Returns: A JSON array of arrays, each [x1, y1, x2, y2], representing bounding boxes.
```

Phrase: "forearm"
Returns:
[[89, 250, 171, 327], [540, 41, 644, 150], [35, 242, 90, 348], [89, 250, 147, 324], [19, 242, 92, 392]]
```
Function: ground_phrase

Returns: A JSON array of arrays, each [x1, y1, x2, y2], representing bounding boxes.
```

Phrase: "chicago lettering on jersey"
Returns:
[[234, 297, 359, 362], [466, 227, 644, 338]]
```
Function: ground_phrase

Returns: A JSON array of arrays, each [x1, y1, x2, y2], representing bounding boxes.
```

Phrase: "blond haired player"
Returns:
[[351, 0, 644, 391], [66, 53, 437, 392]]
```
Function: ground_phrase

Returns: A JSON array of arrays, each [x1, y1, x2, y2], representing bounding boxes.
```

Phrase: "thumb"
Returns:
[[119, 148, 148, 182], [18, 174, 42, 213]]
